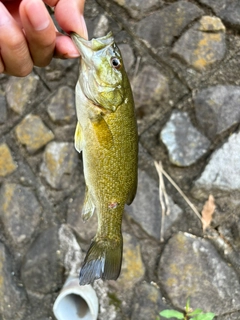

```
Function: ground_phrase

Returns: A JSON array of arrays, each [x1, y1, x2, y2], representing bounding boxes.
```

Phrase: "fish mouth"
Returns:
[[70, 32, 114, 57]]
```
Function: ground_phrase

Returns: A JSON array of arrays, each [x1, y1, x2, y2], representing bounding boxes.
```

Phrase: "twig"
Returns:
[[154, 161, 202, 237], [154, 161, 170, 242]]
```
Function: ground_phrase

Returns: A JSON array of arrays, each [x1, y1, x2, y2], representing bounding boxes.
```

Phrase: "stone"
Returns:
[[67, 186, 98, 246], [197, 0, 240, 30], [40, 141, 78, 190], [0, 92, 7, 124], [21, 227, 63, 294], [6, 74, 39, 115], [58, 224, 83, 276], [118, 44, 135, 73], [127, 169, 160, 238], [160, 111, 210, 166], [195, 132, 240, 192], [127, 169, 183, 240], [113, 0, 161, 19], [118, 233, 145, 288], [93, 280, 119, 320], [43, 59, 77, 84], [131, 282, 163, 320], [17, 162, 36, 187], [159, 232, 240, 315], [47, 86, 76, 124], [0, 242, 27, 320], [93, 14, 109, 37], [132, 65, 169, 126], [172, 16, 226, 71], [15, 114, 54, 153], [135, 1, 203, 50], [198, 15, 226, 32], [0, 143, 17, 177], [193, 85, 240, 139], [132, 65, 169, 118], [0, 183, 42, 245]]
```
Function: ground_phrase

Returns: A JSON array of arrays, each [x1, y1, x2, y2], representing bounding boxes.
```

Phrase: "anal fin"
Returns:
[[82, 188, 95, 221]]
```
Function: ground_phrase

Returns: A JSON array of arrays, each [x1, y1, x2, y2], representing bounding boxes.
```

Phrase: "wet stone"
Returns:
[[197, 0, 240, 30], [118, 232, 145, 289], [113, 0, 162, 19], [15, 114, 54, 153], [127, 169, 183, 240], [158, 232, 240, 315], [193, 85, 240, 139], [47, 86, 76, 124], [21, 227, 63, 294], [195, 132, 240, 192], [172, 16, 226, 71], [40, 141, 78, 190], [0, 92, 7, 124], [131, 282, 163, 320], [0, 242, 27, 320], [0, 143, 17, 177], [160, 111, 210, 166], [6, 73, 39, 115], [136, 1, 203, 50], [0, 183, 42, 246]]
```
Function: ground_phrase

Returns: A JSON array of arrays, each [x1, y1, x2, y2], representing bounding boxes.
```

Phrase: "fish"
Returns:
[[71, 31, 138, 285]]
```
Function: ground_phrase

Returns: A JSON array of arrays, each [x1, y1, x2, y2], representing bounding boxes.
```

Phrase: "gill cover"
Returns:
[[71, 32, 126, 112]]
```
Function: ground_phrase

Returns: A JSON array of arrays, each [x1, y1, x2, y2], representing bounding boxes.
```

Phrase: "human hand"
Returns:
[[0, 0, 88, 76]]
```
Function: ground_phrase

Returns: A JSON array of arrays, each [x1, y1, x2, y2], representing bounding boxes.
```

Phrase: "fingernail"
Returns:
[[68, 51, 80, 58], [0, 3, 12, 26], [26, 0, 50, 31]]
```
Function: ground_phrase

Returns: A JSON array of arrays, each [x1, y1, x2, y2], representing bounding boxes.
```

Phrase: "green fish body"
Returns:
[[71, 32, 138, 285]]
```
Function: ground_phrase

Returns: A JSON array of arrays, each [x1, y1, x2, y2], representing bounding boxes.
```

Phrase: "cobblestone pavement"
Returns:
[[1, 0, 240, 319]]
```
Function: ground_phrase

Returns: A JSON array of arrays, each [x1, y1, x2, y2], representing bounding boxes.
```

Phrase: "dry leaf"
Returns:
[[201, 194, 216, 231]]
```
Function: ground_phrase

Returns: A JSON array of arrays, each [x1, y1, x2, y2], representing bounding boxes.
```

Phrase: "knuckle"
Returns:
[[7, 35, 27, 54], [6, 61, 33, 77]]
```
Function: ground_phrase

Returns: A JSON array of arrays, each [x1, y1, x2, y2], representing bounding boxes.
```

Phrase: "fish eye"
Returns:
[[111, 57, 121, 69]]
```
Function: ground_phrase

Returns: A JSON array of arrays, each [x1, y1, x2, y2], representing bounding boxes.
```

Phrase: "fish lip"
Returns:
[[70, 31, 114, 53]]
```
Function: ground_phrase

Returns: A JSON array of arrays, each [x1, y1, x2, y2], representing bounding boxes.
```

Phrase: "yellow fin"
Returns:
[[75, 122, 83, 153], [82, 187, 95, 221], [91, 116, 114, 150]]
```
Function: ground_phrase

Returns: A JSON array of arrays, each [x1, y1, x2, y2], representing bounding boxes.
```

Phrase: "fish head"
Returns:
[[71, 32, 127, 112]]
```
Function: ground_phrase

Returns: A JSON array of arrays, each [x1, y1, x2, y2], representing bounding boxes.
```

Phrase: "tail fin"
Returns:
[[79, 236, 123, 285]]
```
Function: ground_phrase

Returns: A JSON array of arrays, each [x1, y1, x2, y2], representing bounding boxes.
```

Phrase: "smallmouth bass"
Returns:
[[71, 32, 138, 285]]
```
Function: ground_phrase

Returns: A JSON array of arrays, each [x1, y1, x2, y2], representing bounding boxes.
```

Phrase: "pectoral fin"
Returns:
[[82, 188, 95, 221], [91, 116, 114, 150], [75, 122, 83, 153]]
